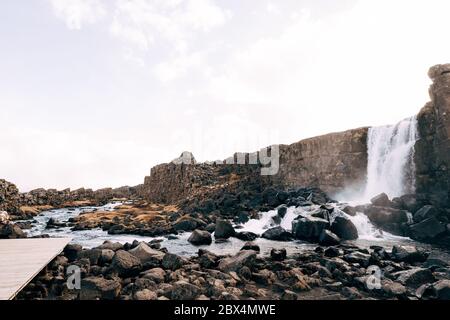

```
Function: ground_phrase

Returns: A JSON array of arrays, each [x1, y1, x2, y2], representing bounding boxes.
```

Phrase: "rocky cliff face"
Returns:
[[143, 128, 368, 204], [415, 64, 450, 207], [270, 127, 368, 196], [0, 179, 20, 214]]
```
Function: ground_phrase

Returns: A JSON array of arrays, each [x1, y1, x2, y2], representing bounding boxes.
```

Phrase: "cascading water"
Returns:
[[364, 116, 419, 200]]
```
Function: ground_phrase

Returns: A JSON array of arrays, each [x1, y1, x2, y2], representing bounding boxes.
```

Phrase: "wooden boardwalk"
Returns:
[[0, 238, 71, 300]]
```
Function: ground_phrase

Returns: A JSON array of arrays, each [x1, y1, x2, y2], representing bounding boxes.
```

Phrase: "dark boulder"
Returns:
[[330, 216, 358, 240], [241, 242, 260, 252], [111, 250, 142, 277], [292, 216, 329, 242], [173, 216, 204, 232], [128, 242, 165, 265], [80, 277, 121, 300], [78, 249, 102, 265], [198, 252, 219, 269], [236, 212, 250, 224], [370, 193, 392, 207], [171, 280, 200, 300], [277, 205, 288, 218], [431, 280, 450, 300], [310, 208, 330, 220], [0, 223, 26, 239], [391, 245, 429, 263], [64, 244, 82, 262], [214, 220, 235, 239], [262, 227, 292, 241], [364, 206, 409, 225], [262, 188, 280, 207], [235, 231, 258, 241], [318, 230, 341, 246], [343, 252, 371, 267], [218, 250, 257, 272], [162, 253, 185, 271], [414, 205, 439, 223], [270, 248, 287, 261], [45, 218, 66, 229], [324, 247, 342, 258], [188, 230, 212, 246], [409, 217, 447, 241], [394, 268, 435, 289]]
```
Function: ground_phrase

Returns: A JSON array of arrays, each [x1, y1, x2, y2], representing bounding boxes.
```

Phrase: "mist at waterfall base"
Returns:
[[336, 116, 419, 203]]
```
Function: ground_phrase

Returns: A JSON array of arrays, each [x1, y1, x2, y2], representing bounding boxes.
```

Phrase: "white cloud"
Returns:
[[203, 0, 450, 138], [49, 0, 231, 81], [109, 0, 230, 53], [49, 0, 106, 30]]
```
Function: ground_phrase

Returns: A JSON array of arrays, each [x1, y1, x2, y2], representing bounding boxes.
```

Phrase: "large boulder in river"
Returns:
[[188, 230, 212, 245], [413, 205, 439, 223], [318, 229, 341, 246], [292, 216, 329, 242], [214, 220, 235, 239], [235, 231, 258, 241], [409, 217, 447, 241], [330, 216, 358, 240], [262, 226, 292, 241], [370, 193, 392, 207], [173, 216, 205, 232], [363, 206, 409, 225], [111, 250, 142, 277]]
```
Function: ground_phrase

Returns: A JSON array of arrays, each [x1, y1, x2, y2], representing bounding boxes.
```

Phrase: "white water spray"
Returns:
[[364, 116, 419, 200]]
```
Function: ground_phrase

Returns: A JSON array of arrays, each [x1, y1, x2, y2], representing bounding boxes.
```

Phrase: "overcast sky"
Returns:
[[1, 0, 449, 192]]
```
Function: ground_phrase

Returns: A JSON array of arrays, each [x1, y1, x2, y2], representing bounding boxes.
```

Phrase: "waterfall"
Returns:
[[364, 116, 419, 200]]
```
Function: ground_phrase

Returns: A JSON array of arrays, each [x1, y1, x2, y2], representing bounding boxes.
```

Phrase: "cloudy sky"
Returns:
[[1, 0, 449, 191]]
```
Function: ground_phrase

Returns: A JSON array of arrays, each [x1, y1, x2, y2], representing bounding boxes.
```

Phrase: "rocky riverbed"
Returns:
[[14, 239, 450, 300], [3, 184, 450, 300]]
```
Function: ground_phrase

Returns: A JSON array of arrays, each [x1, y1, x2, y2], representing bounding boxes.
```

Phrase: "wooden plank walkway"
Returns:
[[0, 238, 71, 300]]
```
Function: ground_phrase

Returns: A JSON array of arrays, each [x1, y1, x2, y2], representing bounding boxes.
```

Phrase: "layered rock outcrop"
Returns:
[[0, 179, 20, 214], [271, 127, 368, 195], [415, 64, 450, 207], [143, 128, 368, 205]]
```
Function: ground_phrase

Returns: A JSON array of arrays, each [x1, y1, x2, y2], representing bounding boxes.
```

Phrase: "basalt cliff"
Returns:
[[141, 65, 450, 210]]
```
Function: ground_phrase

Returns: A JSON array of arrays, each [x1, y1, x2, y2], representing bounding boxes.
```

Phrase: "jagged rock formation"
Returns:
[[415, 64, 450, 207], [0, 179, 20, 214]]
